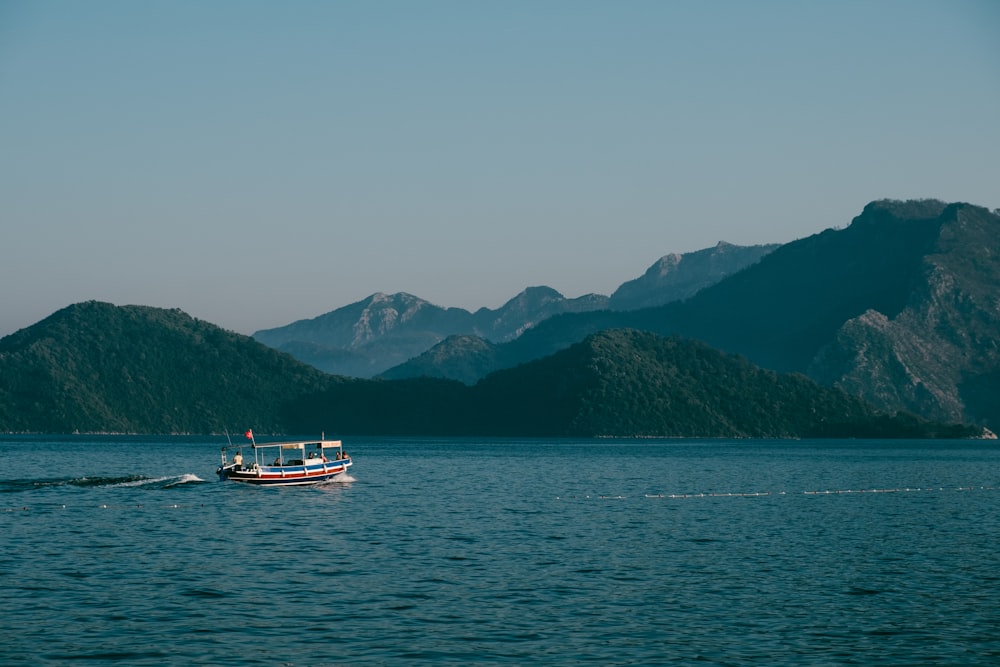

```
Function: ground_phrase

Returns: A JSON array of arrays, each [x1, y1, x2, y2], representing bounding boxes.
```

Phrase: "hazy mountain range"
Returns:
[[252, 241, 779, 378]]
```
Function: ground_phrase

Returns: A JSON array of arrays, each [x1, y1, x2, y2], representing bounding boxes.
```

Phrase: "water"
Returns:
[[2, 436, 999, 666]]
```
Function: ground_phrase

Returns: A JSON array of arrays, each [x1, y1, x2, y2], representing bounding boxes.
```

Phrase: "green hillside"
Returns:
[[0, 301, 340, 433], [461, 329, 975, 438]]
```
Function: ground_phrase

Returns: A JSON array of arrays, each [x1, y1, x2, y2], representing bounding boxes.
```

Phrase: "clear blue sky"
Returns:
[[2, 1, 998, 337]]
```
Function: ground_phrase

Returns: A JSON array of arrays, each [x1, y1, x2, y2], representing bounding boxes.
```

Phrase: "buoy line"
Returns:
[[5, 487, 996, 511], [554, 486, 997, 501]]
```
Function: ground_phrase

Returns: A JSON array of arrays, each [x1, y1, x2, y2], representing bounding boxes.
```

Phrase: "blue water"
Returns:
[[2, 436, 999, 666]]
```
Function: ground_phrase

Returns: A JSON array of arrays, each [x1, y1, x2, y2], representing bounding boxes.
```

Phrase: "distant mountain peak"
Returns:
[[858, 198, 949, 222], [373, 290, 420, 301], [609, 241, 779, 311], [501, 286, 565, 309]]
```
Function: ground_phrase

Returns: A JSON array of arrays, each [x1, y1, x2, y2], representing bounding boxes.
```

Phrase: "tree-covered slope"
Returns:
[[0, 301, 340, 433], [462, 329, 974, 438]]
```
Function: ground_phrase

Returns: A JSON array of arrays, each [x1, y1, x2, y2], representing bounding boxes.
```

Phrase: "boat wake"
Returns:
[[0, 474, 206, 493], [328, 473, 356, 483], [109, 474, 206, 489]]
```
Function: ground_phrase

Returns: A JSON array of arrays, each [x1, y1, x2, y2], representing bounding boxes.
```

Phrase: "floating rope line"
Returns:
[[4, 487, 996, 511], [555, 486, 997, 500]]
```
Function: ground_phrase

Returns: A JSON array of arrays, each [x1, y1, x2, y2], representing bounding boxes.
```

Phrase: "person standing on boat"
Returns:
[[233, 450, 243, 468]]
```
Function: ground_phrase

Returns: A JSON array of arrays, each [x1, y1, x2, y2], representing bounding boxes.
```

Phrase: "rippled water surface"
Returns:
[[2, 436, 999, 666]]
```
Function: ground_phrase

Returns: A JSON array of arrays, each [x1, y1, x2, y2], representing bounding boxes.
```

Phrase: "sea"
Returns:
[[2, 435, 999, 666]]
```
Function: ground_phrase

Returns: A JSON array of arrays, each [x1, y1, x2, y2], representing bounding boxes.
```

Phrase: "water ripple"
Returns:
[[3, 436, 1000, 665]]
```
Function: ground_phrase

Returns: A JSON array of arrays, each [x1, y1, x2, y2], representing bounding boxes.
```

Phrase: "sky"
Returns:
[[1, 1, 998, 337]]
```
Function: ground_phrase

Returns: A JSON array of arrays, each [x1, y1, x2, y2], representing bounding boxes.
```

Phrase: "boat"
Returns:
[[217, 431, 352, 486]]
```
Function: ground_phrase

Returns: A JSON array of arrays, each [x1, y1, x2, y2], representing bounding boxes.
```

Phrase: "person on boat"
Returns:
[[335, 450, 342, 460], [233, 451, 243, 468], [273, 456, 281, 466]]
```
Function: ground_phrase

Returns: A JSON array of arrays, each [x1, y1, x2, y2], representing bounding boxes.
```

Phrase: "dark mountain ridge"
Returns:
[[387, 200, 1000, 430]]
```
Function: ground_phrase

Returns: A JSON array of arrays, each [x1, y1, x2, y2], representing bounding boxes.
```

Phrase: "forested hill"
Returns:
[[460, 330, 976, 438], [0, 301, 341, 434], [0, 303, 979, 438]]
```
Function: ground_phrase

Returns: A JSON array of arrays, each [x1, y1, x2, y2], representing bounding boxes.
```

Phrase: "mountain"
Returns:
[[608, 241, 779, 310], [805, 201, 1000, 428], [0, 301, 340, 434], [378, 334, 502, 385], [255, 243, 776, 378], [253, 292, 467, 378], [472, 286, 610, 340], [385, 200, 1000, 431], [2, 304, 977, 438], [252, 288, 610, 378]]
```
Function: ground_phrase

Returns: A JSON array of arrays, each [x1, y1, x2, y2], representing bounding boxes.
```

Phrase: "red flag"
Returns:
[[245, 429, 253, 440]]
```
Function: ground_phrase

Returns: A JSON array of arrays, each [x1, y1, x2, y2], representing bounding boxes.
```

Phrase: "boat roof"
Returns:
[[250, 439, 342, 449]]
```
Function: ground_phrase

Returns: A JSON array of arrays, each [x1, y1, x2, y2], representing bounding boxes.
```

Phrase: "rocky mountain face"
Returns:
[[385, 200, 1000, 431], [806, 201, 1000, 428], [253, 292, 467, 378], [253, 243, 772, 378]]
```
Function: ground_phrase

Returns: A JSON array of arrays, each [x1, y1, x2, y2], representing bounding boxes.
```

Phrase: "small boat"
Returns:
[[217, 431, 352, 486]]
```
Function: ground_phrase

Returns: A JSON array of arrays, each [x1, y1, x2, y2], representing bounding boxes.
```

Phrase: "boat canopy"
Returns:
[[249, 440, 343, 450]]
